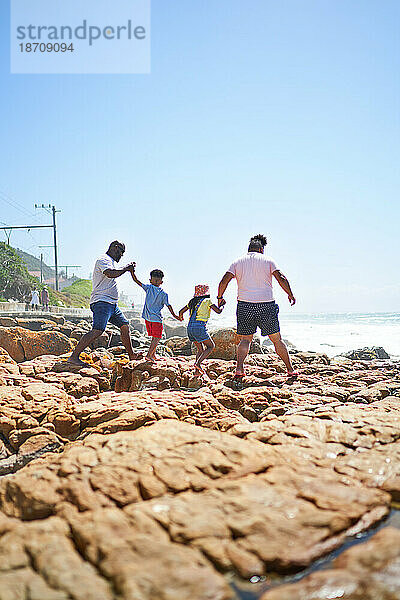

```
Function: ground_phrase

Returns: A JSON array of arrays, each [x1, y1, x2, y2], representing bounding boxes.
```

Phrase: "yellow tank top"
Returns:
[[195, 298, 212, 322]]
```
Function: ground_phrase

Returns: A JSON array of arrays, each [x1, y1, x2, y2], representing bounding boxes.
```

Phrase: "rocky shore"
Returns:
[[0, 314, 399, 599]]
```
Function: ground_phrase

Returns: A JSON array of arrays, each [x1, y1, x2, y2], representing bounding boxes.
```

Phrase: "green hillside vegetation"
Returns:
[[57, 279, 92, 308], [0, 244, 91, 308], [0, 242, 40, 301], [15, 248, 55, 279], [62, 279, 92, 297]]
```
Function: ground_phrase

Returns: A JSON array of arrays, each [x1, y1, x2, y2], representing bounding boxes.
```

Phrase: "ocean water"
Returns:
[[207, 312, 400, 358]]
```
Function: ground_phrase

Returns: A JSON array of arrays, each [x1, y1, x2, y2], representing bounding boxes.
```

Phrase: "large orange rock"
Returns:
[[0, 327, 25, 362], [0, 327, 72, 363], [210, 328, 239, 360]]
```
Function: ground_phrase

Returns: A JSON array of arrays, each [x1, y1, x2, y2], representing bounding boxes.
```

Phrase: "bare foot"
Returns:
[[233, 368, 245, 377], [194, 365, 207, 378], [287, 371, 299, 378], [233, 373, 246, 380]]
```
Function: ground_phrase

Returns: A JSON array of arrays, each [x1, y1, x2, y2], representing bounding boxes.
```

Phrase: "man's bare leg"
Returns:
[[68, 329, 103, 366], [268, 332, 294, 372], [236, 334, 253, 375], [120, 324, 135, 361], [146, 337, 160, 361]]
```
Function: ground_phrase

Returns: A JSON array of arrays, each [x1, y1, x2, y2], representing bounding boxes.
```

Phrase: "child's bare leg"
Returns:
[[196, 339, 215, 368], [194, 342, 203, 365], [146, 337, 160, 360]]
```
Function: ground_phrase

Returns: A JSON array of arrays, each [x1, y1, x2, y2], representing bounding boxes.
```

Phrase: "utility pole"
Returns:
[[1, 208, 61, 290], [52, 206, 59, 291], [0, 225, 54, 288], [38, 245, 53, 285], [0, 225, 53, 248], [35, 204, 61, 291]]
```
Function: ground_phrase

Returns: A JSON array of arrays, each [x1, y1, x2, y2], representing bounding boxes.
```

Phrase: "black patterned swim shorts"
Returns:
[[236, 300, 280, 336]]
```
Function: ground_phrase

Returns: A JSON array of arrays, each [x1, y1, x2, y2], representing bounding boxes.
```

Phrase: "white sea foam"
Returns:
[[207, 312, 400, 358]]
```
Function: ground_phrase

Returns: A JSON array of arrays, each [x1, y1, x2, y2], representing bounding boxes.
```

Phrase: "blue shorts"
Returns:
[[90, 301, 129, 332], [187, 321, 211, 343], [236, 301, 280, 336]]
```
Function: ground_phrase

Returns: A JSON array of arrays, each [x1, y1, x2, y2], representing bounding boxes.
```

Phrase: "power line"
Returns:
[[0, 190, 36, 220], [0, 204, 61, 291]]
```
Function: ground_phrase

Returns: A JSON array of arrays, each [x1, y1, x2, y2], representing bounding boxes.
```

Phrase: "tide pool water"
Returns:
[[207, 312, 400, 358]]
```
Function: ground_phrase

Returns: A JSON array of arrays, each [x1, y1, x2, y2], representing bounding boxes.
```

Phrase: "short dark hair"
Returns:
[[108, 240, 125, 252], [150, 269, 164, 279]]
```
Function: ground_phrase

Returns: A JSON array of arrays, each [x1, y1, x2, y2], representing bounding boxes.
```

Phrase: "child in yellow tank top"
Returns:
[[179, 285, 225, 376]]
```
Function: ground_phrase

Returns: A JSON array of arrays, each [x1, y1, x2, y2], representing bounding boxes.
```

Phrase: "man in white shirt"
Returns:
[[217, 234, 297, 378], [69, 240, 136, 366]]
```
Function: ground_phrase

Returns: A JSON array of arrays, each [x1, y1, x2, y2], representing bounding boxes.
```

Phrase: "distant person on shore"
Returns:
[[41, 286, 49, 311], [68, 241, 136, 366], [179, 284, 225, 376], [30, 289, 39, 311], [217, 234, 297, 379], [130, 267, 181, 363]]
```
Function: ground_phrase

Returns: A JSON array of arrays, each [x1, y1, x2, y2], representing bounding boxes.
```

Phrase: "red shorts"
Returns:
[[145, 320, 163, 338]]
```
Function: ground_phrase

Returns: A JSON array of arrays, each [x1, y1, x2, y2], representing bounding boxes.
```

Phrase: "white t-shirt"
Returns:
[[228, 252, 278, 303], [90, 254, 119, 304], [31, 290, 39, 305]]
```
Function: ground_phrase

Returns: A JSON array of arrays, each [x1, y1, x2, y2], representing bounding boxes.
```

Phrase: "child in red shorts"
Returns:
[[130, 267, 181, 362]]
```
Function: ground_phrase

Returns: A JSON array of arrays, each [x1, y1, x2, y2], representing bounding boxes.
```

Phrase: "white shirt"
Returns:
[[31, 290, 39, 305], [228, 252, 278, 303], [90, 254, 119, 304]]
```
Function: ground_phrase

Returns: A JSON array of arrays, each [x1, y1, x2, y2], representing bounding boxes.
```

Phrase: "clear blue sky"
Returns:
[[1, 0, 399, 314]]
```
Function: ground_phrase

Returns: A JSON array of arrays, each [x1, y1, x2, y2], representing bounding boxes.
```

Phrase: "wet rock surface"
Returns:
[[0, 321, 399, 598], [260, 526, 400, 599]]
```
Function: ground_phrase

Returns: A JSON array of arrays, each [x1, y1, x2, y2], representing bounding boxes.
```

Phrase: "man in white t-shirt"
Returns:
[[217, 234, 297, 378], [69, 240, 136, 366]]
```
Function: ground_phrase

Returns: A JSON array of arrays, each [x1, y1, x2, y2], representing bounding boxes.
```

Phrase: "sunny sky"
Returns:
[[0, 0, 399, 315]]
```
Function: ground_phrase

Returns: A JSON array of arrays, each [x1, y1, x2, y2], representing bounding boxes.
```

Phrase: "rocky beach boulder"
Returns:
[[343, 346, 391, 360], [260, 526, 400, 599], [0, 321, 398, 598], [0, 326, 73, 362], [165, 336, 193, 356], [163, 322, 188, 339]]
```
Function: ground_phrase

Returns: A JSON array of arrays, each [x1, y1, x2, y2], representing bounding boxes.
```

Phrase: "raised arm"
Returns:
[[104, 261, 136, 279], [217, 272, 234, 307], [273, 270, 296, 305], [129, 268, 144, 289]]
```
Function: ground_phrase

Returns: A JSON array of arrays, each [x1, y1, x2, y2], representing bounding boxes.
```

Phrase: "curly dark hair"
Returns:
[[250, 233, 267, 246], [248, 233, 267, 252]]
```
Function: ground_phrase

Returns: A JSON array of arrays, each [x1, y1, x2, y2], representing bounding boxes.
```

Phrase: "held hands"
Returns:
[[124, 262, 136, 273], [217, 297, 225, 308]]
